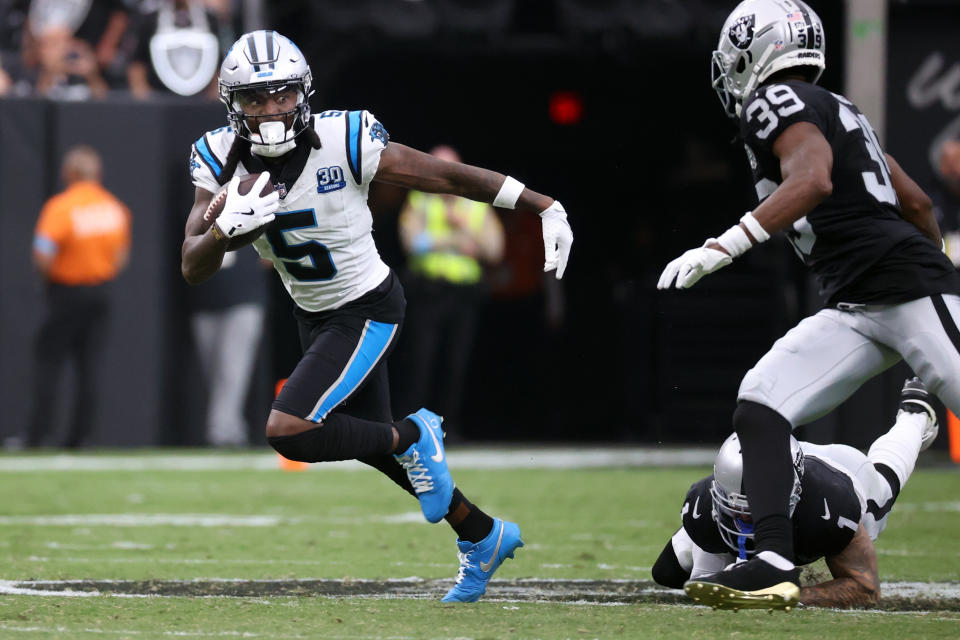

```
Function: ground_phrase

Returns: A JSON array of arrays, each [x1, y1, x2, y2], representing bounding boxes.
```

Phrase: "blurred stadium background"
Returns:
[[0, 0, 958, 454]]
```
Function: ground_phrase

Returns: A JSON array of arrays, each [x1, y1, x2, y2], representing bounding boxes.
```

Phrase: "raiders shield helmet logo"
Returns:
[[150, 30, 220, 96], [728, 14, 756, 50]]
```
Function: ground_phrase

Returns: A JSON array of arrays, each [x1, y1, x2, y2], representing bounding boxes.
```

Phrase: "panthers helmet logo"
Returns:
[[728, 14, 755, 50]]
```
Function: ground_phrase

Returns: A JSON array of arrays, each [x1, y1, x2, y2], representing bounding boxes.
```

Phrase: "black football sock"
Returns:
[[267, 413, 394, 462], [733, 400, 796, 562], [357, 454, 416, 497], [445, 489, 495, 543], [392, 418, 421, 454], [752, 515, 794, 562]]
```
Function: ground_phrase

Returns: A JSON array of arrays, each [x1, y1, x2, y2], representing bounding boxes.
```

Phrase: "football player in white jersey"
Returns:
[[181, 30, 574, 603]]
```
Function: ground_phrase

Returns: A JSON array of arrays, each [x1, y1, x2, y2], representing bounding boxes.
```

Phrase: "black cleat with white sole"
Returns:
[[684, 554, 801, 612], [898, 377, 939, 451]]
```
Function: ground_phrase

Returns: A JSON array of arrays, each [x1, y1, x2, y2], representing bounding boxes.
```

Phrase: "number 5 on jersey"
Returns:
[[265, 208, 337, 281]]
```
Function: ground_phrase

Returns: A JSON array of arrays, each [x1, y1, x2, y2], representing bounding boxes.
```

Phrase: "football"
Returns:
[[203, 172, 275, 251]]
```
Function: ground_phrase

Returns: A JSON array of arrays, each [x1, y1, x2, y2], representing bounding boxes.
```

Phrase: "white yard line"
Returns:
[[0, 626, 416, 639], [0, 448, 716, 472], [0, 512, 429, 527]]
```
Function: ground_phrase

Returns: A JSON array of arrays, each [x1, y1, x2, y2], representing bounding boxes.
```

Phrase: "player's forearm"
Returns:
[[418, 162, 555, 213], [750, 172, 832, 238], [705, 174, 829, 256], [799, 576, 879, 608], [377, 143, 553, 213], [181, 232, 227, 285]]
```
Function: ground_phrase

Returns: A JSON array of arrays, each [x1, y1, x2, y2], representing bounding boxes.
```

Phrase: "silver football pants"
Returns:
[[738, 294, 960, 426]]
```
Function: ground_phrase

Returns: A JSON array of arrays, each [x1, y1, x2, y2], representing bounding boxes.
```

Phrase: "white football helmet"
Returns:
[[218, 30, 313, 157], [710, 432, 804, 557], [711, 0, 825, 118]]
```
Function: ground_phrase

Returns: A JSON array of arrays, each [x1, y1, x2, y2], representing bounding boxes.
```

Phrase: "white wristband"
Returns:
[[715, 225, 753, 258], [739, 211, 771, 243], [493, 176, 525, 209]]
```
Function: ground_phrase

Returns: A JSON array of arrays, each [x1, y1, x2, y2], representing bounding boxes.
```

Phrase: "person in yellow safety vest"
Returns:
[[396, 145, 505, 442]]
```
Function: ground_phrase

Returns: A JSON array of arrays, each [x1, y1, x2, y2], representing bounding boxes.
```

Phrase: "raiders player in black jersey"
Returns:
[[652, 379, 939, 608], [657, 1, 960, 609]]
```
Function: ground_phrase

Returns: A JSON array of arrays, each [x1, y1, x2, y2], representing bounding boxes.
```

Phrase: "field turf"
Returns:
[[0, 449, 957, 639]]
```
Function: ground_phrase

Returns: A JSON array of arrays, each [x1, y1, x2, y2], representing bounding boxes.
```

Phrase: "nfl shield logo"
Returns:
[[276, 182, 288, 199]]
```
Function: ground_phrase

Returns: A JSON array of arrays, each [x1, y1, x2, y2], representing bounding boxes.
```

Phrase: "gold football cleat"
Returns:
[[684, 580, 800, 611]]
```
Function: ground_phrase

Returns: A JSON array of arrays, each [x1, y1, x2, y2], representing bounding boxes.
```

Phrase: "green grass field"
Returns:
[[0, 449, 958, 639]]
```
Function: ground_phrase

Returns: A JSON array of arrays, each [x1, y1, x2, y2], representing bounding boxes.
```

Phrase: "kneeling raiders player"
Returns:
[[653, 378, 938, 609]]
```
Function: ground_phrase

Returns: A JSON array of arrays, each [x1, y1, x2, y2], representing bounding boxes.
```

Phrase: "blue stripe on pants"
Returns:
[[309, 320, 397, 422]]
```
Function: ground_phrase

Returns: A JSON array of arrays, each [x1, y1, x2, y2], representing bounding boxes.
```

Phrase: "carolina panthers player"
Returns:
[[181, 30, 573, 603], [657, 0, 960, 609], [652, 378, 938, 609]]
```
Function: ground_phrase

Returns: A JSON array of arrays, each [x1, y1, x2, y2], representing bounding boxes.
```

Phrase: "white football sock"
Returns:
[[867, 410, 926, 489]]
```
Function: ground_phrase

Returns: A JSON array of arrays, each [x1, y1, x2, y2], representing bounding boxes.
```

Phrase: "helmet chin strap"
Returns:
[[251, 121, 296, 157]]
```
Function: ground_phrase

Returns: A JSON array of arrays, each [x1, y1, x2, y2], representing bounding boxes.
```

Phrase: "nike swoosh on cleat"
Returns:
[[821, 498, 830, 520], [692, 496, 702, 519], [426, 420, 444, 463], [479, 523, 505, 572]]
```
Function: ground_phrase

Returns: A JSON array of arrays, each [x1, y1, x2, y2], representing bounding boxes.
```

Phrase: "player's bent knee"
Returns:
[[266, 417, 361, 463], [651, 541, 689, 589], [265, 410, 316, 439]]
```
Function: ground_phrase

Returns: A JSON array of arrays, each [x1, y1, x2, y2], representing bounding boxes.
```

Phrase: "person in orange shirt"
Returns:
[[26, 145, 131, 448]]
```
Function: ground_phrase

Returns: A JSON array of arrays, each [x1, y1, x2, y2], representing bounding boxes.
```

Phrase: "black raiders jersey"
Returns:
[[681, 456, 862, 566], [740, 80, 960, 306]]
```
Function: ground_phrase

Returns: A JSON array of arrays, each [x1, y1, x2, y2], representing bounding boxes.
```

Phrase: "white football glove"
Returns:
[[540, 201, 573, 279], [215, 172, 280, 239], [657, 240, 732, 290]]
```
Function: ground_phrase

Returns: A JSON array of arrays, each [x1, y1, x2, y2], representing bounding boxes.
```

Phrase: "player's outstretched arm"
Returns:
[[886, 153, 942, 247], [800, 523, 880, 608], [181, 187, 227, 285], [375, 142, 551, 211], [658, 121, 833, 290], [375, 142, 573, 278]]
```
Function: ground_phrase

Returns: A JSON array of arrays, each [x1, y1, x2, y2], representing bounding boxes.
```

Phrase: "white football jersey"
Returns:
[[189, 110, 391, 312]]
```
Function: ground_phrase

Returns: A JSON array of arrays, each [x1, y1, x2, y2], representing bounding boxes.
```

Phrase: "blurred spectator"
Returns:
[[20, 0, 128, 94], [29, 0, 129, 67], [187, 248, 269, 448], [126, 0, 222, 99], [394, 145, 505, 441], [29, 23, 107, 99], [25, 145, 131, 448]]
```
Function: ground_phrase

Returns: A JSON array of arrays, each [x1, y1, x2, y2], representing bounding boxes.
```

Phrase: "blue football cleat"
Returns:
[[442, 518, 524, 602], [394, 408, 454, 523]]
